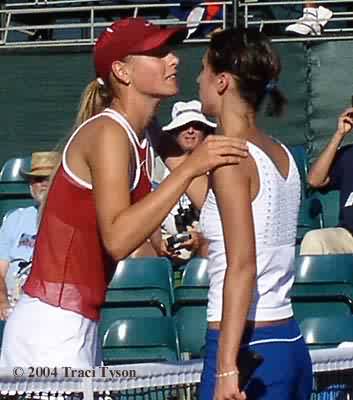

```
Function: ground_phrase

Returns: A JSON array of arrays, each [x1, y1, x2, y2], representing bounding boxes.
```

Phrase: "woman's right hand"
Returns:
[[336, 108, 353, 138], [182, 135, 248, 178]]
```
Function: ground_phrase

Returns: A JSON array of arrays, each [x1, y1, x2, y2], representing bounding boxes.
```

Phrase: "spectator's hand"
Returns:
[[336, 108, 353, 138], [159, 239, 174, 258], [176, 230, 202, 252], [214, 374, 246, 400], [159, 234, 199, 263], [0, 297, 11, 320]]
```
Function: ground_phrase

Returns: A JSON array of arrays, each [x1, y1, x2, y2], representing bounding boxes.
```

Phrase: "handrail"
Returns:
[[238, 0, 353, 42], [0, 1, 232, 48]]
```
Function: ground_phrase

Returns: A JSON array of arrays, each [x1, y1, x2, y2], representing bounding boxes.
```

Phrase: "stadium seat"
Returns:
[[314, 190, 340, 228], [99, 257, 174, 339], [288, 144, 309, 184], [296, 196, 324, 244], [0, 157, 30, 182], [291, 255, 353, 321], [300, 316, 353, 349], [288, 145, 324, 243], [174, 257, 209, 301], [173, 257, 209, 358], [294, 255, 353, 284], [0, 157, 33, 222], [102, 317, 180, 364]]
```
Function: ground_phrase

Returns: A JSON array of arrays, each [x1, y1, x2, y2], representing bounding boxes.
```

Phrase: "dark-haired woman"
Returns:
[[197, 27, 313, 400], [165, 28, 312, 400], [0, 18, 249, 368]]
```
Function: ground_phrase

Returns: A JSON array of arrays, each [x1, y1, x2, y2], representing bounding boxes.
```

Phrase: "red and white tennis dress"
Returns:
[[0, 109, 153, 367]]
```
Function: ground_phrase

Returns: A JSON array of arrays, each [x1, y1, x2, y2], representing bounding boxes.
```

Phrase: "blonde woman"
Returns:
[[0, 18, 248, 368]]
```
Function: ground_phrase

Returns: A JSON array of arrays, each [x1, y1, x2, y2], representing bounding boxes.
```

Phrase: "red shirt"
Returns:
[[24, 143, 152, 321]]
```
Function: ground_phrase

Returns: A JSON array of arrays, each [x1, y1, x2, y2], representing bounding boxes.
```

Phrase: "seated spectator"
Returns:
[[0, 151, 59, 319], [285, 1, 333, 35], [157, 100, 216, 264], [300, 108, 353, 255]]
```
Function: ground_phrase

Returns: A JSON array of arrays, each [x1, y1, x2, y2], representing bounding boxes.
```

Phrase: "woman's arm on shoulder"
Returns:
[[87, 120, 244, 261], [87, 119, 192, 261], [165, 155, 209, 210], [212, 158, 257, 396]]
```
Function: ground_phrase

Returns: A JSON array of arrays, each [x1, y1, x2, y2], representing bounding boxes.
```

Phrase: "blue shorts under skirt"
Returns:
[[199, 318, 313, 400]]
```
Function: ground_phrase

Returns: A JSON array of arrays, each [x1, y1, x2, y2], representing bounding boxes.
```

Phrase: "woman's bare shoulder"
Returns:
[[76, 114, 130, 150]]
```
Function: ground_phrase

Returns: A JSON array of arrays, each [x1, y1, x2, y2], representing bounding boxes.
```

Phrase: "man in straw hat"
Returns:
[[157, 100, 216, 263], [0, 151, 59, 320]]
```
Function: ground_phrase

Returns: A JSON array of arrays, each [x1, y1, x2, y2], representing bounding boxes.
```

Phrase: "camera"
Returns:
[[174, 204, 200, 233], [166, 232, 192, 251]]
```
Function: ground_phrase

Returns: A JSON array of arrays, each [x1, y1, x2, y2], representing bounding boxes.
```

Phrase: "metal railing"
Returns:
[[0, 1, 232, 48], [237, 0, 353, 42]]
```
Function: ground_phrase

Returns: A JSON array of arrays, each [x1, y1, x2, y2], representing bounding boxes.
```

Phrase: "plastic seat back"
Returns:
[[300, 316, 353, 349], [173, 257, 209, 358], [102, 317, 180, 364], [288, 144, 308, 184], [106, 257, 174, 315], [0, 157, 31, 182], [294, 255, 353, 284], [292, 255, 353, 321], [180, 257, 209, 287]]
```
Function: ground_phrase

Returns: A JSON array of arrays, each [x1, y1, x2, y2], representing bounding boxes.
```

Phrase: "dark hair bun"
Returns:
[[208, 27, 287, 117]]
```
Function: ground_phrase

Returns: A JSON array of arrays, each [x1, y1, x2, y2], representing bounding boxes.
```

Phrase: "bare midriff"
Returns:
[[208, 316, 293, 331]]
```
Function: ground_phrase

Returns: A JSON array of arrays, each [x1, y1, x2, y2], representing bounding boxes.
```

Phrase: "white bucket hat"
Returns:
[[162, 100, 216, 132]]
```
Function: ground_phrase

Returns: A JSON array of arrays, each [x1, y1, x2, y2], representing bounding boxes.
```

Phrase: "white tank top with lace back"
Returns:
[[200, 142, 301, 322]]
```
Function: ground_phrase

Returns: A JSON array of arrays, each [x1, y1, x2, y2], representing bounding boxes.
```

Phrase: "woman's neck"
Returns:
[[110, 96, 159, 138], [218, 111, 257, 139]]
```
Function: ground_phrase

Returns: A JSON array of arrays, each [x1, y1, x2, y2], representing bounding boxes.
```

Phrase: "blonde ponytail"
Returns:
[[74, 79, 113, 129], [38, 79, 114, 224]]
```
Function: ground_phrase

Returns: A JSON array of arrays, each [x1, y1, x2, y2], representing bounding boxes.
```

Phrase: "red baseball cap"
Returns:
[[94, 17, 187, 82]]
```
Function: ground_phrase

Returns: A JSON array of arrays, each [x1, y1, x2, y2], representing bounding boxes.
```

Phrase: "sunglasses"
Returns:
[[29, 176, 49, 184]]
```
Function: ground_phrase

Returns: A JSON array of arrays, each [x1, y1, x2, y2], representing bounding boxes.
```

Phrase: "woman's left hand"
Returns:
[[214, 375, 246, 400]]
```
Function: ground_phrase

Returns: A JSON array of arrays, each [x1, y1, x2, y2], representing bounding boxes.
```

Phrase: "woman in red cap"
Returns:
[[0, 17, 248, 368]]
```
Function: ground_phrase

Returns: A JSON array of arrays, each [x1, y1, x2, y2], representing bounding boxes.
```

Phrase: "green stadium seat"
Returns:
[[294, 255, 353, 283], [288, 145, 324, 243], [175, 306, 207, 359], [102, 317, 180, 364], [174, 257, 209, 302], [0, 157, 31, 182], [291, 255, 353, 321], [288, 144, 309, 184], [0, 157, 33, 222], [173, 257, 209, 358], [106, 257, 174, 315], [296, 196, 324, 244], [300, 316, 353, 349], [314, 190, 340, 228], [99, 257, 174, 339]]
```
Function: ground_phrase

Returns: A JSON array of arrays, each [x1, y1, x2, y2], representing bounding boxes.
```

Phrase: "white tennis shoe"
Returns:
[[285, 6, 333, 36]]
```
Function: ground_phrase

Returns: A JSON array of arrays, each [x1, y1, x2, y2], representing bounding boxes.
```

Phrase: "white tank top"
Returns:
[[200, 142, 301, 322]]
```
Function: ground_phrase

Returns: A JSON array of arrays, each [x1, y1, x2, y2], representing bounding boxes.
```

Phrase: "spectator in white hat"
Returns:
[[158, 100, 216, 263]]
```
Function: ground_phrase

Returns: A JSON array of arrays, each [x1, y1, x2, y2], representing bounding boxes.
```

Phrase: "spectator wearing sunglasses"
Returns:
[[0, 151, 59, 320], [158, 100, 216, 263]]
